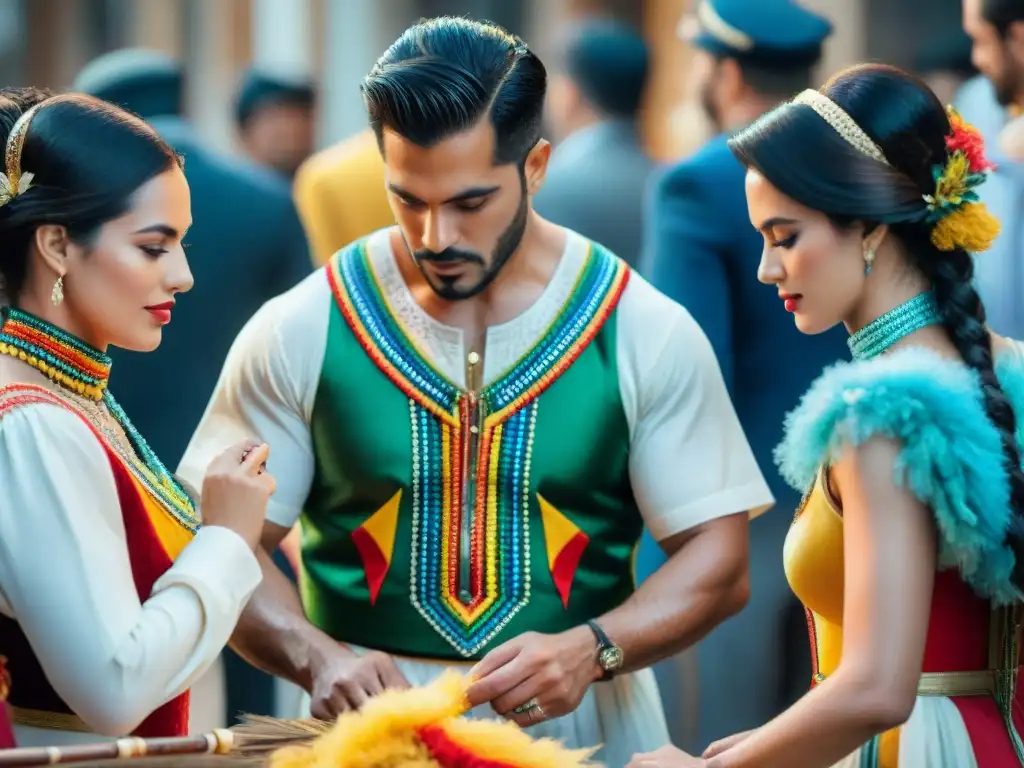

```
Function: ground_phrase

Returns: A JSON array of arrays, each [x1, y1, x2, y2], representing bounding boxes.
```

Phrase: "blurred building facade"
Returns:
[[0, 0, 966, 165]]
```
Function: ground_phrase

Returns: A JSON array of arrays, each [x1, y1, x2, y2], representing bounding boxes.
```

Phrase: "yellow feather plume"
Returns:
[[930, 201, 1001, 253], [267, 672, 600, 768]]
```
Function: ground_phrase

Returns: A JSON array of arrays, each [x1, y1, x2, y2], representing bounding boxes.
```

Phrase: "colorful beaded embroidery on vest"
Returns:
[[327, 241, 628, 656], [0, 307, 198, 532]]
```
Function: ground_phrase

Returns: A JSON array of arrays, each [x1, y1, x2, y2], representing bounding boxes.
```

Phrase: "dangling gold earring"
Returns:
[[863, 248, 876, 276], [51, 275, 64, 306]]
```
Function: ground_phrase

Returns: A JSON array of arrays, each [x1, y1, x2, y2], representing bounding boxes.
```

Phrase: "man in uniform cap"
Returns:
[[639, 0, 848, 751]]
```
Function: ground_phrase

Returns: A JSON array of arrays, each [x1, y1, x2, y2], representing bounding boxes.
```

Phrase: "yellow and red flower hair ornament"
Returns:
[[924, 106, 1001, 253], [268, 671, 600, 768]]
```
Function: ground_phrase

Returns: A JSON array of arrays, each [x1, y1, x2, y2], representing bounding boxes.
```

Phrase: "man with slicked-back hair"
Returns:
[[181, 17, 773, 766]]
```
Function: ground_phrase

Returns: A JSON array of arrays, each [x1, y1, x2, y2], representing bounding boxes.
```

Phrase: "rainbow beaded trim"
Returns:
[[0, 307, 199, 533], [327, 240, 628, 656]]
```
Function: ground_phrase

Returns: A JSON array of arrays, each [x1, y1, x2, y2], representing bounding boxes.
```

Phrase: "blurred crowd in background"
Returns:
[[2, 0, 1017, 757]]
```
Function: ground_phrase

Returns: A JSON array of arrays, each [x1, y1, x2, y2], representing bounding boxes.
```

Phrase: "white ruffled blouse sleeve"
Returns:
[[0, 403, 262, 737]]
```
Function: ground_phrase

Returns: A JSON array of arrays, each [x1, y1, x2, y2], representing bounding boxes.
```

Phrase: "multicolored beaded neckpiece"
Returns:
[[0, 306, 110, 399], [847, 292, 942, 360], [0, 306, 198, 530]]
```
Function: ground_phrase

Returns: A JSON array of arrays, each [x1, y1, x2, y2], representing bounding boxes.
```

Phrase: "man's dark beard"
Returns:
[[994, 68, 1022, 107], [990, 45, 1024, 107], [412, 177, 529, 301]]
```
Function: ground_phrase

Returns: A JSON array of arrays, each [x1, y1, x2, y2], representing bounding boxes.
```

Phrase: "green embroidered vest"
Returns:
[[300, 238, 642, 660]]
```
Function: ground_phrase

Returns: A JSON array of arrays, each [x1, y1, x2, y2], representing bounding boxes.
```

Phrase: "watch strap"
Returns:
[[586, 619, 616, 680], [586, 619, 612, 649]]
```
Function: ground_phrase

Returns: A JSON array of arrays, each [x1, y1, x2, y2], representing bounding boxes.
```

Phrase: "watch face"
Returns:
[[599, 646, 624, 670]]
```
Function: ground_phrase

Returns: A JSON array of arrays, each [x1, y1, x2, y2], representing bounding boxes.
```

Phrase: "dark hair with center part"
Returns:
[[732, 59, 815, 99], [983, 0, 1024, 36], [728, 63, 1024, 589], [561, 19, 649, 118], [235, 71, 317, 129], [360, 16, 546, 165], [0, 88, 181, 302]]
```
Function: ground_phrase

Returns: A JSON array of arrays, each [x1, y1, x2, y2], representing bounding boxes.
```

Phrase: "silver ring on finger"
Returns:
[[528, 702, 545, 721], [512, 697, 541, 715]]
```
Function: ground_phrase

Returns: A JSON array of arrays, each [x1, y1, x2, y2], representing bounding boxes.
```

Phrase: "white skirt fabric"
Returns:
[[830, 695, 979, 767], [289, 646, 671, 768]]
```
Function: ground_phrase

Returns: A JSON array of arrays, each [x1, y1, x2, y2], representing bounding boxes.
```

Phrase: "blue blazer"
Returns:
[[641, 134, 849, 517]]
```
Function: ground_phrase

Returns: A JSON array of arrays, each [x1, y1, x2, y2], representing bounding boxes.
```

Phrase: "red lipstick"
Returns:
[[145, 301, 175, 325], [779, 293, 802, 312]]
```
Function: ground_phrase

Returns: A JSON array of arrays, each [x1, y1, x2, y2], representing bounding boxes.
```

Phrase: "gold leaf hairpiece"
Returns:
[[0, 101, 45, 209]]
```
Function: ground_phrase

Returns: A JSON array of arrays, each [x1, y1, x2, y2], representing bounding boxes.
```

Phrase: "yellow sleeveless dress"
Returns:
[[785, 466, 1023, 767], [783, 468, 903, 765]]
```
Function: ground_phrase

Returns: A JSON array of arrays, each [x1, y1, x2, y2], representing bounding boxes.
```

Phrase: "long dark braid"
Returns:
[[905, 224, 1024, 588], [878, 68, 1024, 589], [727, 63, 1024, 587]]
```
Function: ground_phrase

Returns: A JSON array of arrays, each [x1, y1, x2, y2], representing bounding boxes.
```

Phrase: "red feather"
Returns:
[[418, 724, 521, 768], [947, 119, 995, 173]]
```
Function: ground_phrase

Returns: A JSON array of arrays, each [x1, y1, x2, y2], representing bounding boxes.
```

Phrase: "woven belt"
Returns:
[[10, 706, 91, 733], [815, 669, 1001, 698], [917, 669, 997, 697]]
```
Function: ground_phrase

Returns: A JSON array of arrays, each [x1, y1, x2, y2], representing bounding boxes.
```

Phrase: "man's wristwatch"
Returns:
[[586, 619, 624, 680]]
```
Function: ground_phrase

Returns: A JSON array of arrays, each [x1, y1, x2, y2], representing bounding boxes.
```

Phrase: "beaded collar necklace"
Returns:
[[847, 292, 942, 361], [0, 306, 111, 399], [0, 306, 198, 531]]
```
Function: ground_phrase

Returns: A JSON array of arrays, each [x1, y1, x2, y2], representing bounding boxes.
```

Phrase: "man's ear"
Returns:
[[717, 57, 747, 106], [524, 139, 551, 196]]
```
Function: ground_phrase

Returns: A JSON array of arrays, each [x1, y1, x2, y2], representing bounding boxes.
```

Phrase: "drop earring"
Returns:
[[863, 247, 876, 276], [51, 275, 64, 306]]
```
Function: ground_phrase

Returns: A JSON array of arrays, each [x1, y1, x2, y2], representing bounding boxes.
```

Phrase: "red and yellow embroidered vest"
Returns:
[[0, 384, 197, 738]]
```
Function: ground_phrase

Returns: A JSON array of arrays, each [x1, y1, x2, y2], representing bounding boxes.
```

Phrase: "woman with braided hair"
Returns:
[[629, 64, 1023, 767]]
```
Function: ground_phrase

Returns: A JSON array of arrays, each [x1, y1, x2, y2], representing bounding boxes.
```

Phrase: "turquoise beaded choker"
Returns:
[[847, 292, 942, 360]]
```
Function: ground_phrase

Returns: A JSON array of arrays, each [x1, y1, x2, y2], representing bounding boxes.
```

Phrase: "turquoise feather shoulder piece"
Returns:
[[776, 346, 1022, 605]]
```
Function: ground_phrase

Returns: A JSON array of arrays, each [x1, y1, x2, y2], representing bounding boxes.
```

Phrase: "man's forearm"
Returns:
[[229, 547, 336, 691], [597, 513, 750, 672]]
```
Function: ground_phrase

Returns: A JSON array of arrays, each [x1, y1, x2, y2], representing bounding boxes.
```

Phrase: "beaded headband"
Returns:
[[789, 90, 999, 253], [0, 100, 44, 208], [791, 89, 890, 165]]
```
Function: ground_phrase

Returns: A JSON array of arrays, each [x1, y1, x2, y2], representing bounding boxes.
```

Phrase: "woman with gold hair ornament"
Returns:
[[0, 88, 274, 746], [629, 63, 1024, 767]]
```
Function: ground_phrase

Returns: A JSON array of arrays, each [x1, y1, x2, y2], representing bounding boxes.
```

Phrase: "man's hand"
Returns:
[[627, 745, 706, 767], [308, 646, 411, 720], [465, 626, 600, 727]]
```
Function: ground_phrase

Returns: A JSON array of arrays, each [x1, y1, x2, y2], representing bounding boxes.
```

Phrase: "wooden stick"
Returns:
[[0, 729, 234, 767]]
